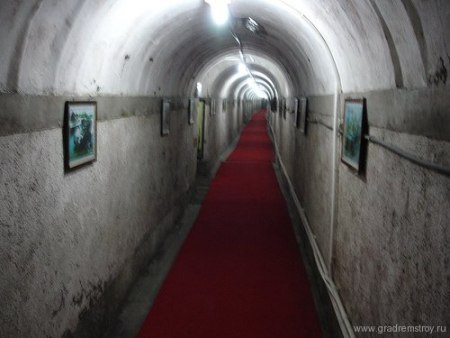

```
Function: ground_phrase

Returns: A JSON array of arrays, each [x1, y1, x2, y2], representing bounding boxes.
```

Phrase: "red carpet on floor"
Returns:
[[137, 109, 323, 338]]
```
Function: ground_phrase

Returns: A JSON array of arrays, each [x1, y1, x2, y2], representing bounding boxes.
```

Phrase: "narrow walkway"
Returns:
[[137, 110, 323, 337]]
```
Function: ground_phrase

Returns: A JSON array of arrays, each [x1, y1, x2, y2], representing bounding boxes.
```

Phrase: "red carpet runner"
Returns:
[[137, 110, 323, 337]]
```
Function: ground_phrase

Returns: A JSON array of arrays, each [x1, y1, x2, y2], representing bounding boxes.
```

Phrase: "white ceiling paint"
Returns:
[[0, 0, 447, 97]]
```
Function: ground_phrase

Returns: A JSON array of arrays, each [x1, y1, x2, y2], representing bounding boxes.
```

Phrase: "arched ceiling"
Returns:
[[0, 0, 447, 99], [192, 52, 287, 99]]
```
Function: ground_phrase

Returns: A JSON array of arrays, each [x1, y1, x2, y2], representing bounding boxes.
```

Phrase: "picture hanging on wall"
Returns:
[[188, 98, 195, 125], [270, 97, 277, 112], [161, 98, 170, 136], [64, 101, 97, 170], [210, 99, 216, 116], [341, 98, 366, 171], [298, 97, 308, 133], [293, 98, 299, 126]]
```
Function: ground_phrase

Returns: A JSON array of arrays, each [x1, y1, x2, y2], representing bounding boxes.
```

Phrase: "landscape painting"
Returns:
[[161, 98, 171, 136], [65, 102, 97, 170], [342, 99, 364, 171], [298, 97, 307, 133], [188, 98, 195, 125]]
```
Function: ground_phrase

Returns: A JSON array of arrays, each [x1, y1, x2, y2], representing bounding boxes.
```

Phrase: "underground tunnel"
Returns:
[[0, 0, 449, 337]]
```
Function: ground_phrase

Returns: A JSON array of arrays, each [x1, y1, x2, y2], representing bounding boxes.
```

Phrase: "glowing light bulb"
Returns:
[[238, 63, 247, 74], [250, 81, 267, 99], [206, 0, 230, 25]]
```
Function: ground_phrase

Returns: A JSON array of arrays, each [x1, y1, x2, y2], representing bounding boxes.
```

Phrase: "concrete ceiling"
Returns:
[[0, 0, 448, 99]]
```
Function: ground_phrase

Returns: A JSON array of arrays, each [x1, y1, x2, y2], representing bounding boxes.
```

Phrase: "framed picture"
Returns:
[[188, 98, 195, 125], [270, 97, 277, 112], [161, 98, 170, 136], [64, 101, 97, 170], [297, 97, 308, 133], [341, 98, 365, 171], [210, 99, 215, 116], [293, 98, 299, 126]]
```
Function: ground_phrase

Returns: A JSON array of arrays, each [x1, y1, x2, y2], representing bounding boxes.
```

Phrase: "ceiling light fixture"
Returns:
[[244, 17, 260, 33], [238, 63, 247, 74], [204, 1, 267, 100], [250, 80, 268, 99], [205, 0, 231, 26]]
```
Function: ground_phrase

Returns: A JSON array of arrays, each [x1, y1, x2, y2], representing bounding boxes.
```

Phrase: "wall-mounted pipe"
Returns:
[[365, 135, 450, 177]]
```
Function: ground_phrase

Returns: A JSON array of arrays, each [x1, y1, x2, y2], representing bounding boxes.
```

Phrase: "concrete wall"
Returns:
[[270, 85, 450, 332], [1, 1, 450, 337], [0, 95, 243, 337], [202, 99, 244, 172], [334, 88, 450, 330]]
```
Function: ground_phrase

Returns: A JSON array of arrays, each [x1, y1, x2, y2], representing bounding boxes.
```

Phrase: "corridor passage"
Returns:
[[137, 110, 323, 337]]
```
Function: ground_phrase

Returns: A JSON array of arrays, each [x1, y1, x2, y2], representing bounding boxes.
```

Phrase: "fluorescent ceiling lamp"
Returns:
[[205, 0, 231, 25], [250, 81, 267, 99], [254, 89, 267, 98], [238, 63, 247, 74]]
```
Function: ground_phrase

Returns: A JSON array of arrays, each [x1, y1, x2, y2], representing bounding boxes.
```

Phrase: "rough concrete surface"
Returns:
[[201, 100, 244, 172], [334, 125, 450, 329], [1, 0, 450, 337], [0, 107, 198, 337], [343, 87, 450, 142], [272, 87, 450, 336], [293, 122, 334, 268]]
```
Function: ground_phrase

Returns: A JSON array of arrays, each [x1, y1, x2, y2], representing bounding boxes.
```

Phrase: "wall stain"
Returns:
[[121, 55, 131, 74], [428, 57, 447, 86], [72, 280, 106, 310], [51, 289, 66, 318]]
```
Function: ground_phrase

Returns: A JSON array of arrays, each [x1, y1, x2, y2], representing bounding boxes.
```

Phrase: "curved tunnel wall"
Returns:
[[0, 0, 449, 336]]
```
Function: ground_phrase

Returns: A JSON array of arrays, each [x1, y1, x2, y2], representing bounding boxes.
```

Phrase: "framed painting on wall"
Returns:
[[64, 101, 97, 170], [210, 99, 216, 116], [161, 98, 170, 136], [293, 98, 299, 126], [270, 97, 276, 112], [341, 98, 365, 171], [188, 98, 195, 125], [298, 97, 308, 133]]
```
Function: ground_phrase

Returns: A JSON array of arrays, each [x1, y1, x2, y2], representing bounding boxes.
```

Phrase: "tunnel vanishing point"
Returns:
[[0, 1, 449, 337]]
